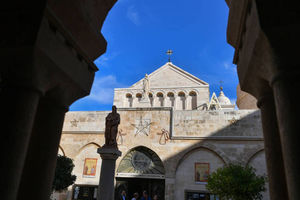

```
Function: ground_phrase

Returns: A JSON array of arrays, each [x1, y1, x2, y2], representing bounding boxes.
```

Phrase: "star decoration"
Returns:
[[228, 117, 237, 124], [131, 116, 152, 136], [70, 119, 79, 127]]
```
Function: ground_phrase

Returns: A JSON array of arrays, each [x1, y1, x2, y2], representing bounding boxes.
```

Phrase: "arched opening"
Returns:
[[178, 92, 186, 110], [167, 92, 175, 107], [175, 147, 225, 200], [247, 150, 269, 200], [58, 146, 65, 156], [136, 93, 142, 102], [189, 91, 197, 110], [149, 93, 154, 107], [72, 143, 101, 188], [116, 146, 165, 199], [126, 93, 133, 107], [156, 92, 164, 107], [71, 143, 101, 199]]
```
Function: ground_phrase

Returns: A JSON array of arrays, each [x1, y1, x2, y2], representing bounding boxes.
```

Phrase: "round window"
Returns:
[[131, 151, 151, 171]]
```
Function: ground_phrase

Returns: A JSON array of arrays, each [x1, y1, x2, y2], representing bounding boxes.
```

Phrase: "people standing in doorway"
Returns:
[[153, 194, 158, 200], [119, 190, 127, 200], [141, 191, 151, 200], [131, 192, 139, 200]]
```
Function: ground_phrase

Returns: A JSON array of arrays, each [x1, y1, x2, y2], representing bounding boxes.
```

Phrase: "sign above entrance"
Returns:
[[116, 172, 165, 179]]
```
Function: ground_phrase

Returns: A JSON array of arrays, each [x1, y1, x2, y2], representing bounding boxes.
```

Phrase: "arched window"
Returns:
[[149, 93, 154, 107], [178, 92, 186, 110], [126, 93, 133, 107], [136, 93, 142, 102], [157, 92, 164, 107], [189, 91, 197, 110], [167, 92, 175, 107]]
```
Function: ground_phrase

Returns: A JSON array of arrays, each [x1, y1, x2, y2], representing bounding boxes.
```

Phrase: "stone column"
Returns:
[[0, 85, 41, 200], [97, 148, 122, 200], [164, 178, 175, 200], [17, 97, 68, 200], [272, 75, 300, 200], [257, 93, 289, 200], [173, 97, 177, 110], [186, 95, 192, 110], [175, 96, 181, 110]]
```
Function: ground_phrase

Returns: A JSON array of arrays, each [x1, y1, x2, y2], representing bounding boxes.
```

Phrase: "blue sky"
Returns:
[[70, 0, 238, 111]]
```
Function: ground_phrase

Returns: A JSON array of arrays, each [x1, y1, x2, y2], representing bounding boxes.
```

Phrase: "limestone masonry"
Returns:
[[58, 62, 268, 200]]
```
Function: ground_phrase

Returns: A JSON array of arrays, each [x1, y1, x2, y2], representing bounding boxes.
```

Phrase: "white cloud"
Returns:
[[127, 5, 140, 25], [86, 75, 126, 104], [223, 61, 230, 69], [94, 52, 119, 67], [223, 61, 237, 73]]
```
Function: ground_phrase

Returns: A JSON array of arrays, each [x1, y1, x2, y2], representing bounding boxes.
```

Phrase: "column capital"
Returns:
[[97, 147, 122, 160], [256, 93, 274, 108]]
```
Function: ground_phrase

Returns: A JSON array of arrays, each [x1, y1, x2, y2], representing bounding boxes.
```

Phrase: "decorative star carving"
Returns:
[[70, 119, 79, 127], [228, 117, 237, 124], [131, 116, 152, 136]]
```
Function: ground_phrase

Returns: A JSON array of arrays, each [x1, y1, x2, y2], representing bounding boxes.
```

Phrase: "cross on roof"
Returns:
[[166, 49, 173, 62], [219, 80, 224, 91]]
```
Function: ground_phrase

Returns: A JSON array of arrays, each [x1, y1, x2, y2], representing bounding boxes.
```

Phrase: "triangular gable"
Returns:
[[130, 62, 209, 89], [208, 92, 221, 110]]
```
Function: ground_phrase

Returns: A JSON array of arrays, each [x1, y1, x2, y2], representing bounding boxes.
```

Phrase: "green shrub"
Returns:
[[206, 163, 266, 200], [52, 155, 76, 191]]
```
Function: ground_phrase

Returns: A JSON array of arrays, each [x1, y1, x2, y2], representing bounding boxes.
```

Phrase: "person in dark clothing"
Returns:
[[140, 190, 151, 200], [131, 192, 139, 200], [120, 190, 127, 200]]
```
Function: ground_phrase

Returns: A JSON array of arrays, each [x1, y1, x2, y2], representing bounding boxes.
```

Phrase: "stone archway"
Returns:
[[174, 147, 225, 200], [116, 146, 165, 200]]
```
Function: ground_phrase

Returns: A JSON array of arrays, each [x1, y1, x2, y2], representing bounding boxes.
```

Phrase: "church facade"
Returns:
[[58, 62, 268, 200]]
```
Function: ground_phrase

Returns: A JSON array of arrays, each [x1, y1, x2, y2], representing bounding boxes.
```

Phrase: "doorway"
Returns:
[[115, 178, 165, 200], [185, 191, 219, 200], [72, 184, 98, 200]]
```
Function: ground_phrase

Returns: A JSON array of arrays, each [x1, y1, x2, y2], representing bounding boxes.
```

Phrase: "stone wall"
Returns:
[[248, 150, 269, 200], [175, 148, 225, 199], [172, 109, 262, 138], [60, 108, 267, 200]]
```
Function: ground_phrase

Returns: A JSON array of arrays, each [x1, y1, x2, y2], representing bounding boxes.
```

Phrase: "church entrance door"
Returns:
[[115, 146, 165, 200], [115, 178, 165, 200]]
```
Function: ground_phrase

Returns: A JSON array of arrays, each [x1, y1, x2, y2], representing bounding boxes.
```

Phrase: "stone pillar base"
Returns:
[[97, 147, 122, 200]]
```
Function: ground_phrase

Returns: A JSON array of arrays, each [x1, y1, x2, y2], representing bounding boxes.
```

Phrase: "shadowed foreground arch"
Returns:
[[2, 0, 299, 199], [1, 1, 117, 199]]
